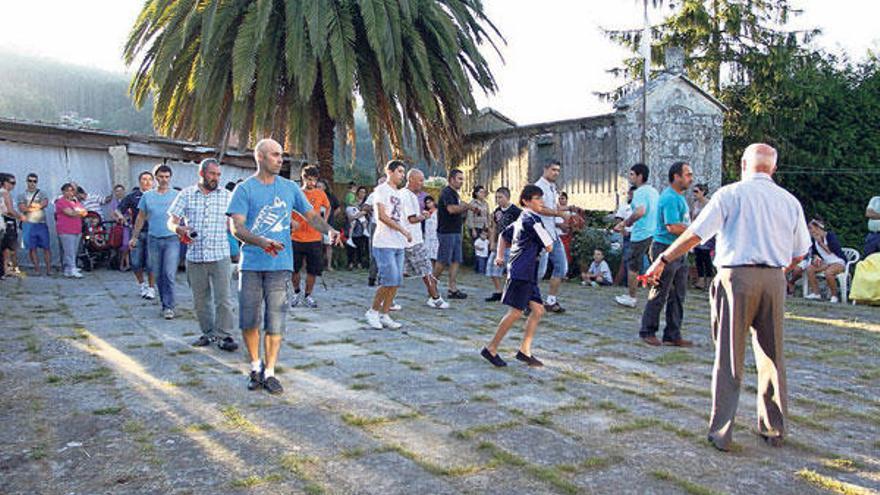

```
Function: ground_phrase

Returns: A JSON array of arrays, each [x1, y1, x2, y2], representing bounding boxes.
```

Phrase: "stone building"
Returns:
[[455, 57, 725, 211]]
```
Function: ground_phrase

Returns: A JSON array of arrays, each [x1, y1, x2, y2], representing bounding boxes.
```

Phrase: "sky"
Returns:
[[0, 0, 877, 125]]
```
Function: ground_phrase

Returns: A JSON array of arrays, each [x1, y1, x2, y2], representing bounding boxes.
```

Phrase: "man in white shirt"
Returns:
[[402, 169, 448, 309], [534, 160, 580, 313], [642, 143, 810, 452], [365, 161, 412, 330]]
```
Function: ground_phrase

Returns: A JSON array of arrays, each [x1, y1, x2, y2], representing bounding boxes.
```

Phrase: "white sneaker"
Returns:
[[389, 302, 402, 312], [144, 287, 157, 300], [365, 310, 383, 329], [830, 296, 839, 303], [426, 297, 450, 309], [615, 294, 637, 308], [290, 291, 303, 307], [304, 295, 318, 308], [139, 283, 148, 298], [379, 314, 403, 329], [163, 308, 175, 319], [805, 293, 822, 300], [71, 270, 83, 279]]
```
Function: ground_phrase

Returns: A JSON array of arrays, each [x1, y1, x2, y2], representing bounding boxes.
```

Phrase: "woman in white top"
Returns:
[[423, 195, 439, 262], [805, 218, 846, 302]]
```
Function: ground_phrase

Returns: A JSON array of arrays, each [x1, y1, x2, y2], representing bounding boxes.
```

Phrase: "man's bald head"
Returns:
[[741, 143, 778, 175], [255, 138, 282, 158], [254, 138, 284, 175]]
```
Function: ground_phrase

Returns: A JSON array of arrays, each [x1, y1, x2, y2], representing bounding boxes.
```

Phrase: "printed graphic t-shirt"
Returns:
[[227, 176, 312, 271], [371, 182, 406, 249]]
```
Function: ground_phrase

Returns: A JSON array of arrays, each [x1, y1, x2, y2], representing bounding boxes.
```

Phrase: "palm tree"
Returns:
[[124, 0, 503, 179]]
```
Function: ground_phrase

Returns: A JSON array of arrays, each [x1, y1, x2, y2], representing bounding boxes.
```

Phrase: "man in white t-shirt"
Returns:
[[402, 169, 449, 309], [365, 161, 412, 330], [534, 160, 581, 313], [866, 195, 880, 255]]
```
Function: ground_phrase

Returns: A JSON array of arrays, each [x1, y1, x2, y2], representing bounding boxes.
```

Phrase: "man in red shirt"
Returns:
[[290, 165, 331, 308]]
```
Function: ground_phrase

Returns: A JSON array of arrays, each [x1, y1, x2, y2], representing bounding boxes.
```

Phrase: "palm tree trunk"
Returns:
[[312, 76, 336, 182]]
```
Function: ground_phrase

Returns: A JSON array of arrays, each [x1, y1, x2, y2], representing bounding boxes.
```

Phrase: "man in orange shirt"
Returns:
[[291, 165, 331, 308]]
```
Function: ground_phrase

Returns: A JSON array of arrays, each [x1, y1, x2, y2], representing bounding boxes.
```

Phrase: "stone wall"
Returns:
[[456, 73, 724, 212]]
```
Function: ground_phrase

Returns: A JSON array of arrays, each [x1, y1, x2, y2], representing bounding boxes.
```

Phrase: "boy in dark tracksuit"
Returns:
[[481, 185, 554, 367]]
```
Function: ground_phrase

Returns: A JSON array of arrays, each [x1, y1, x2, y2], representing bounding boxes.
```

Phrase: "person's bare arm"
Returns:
[[228, 213, 278, 250], [624, 206, 646, 227], [866, 205, 880, 220], [377, 203, 412, 242], [446, 202, 471, 215], [784, 254, 807, 273], [304, 209, 342, 245], [643, 229, 703, 283], [494, 237, 510, 266], [129, 210, 148, 247], [167, 214, 190, 237], [665, 223, 688, 235]]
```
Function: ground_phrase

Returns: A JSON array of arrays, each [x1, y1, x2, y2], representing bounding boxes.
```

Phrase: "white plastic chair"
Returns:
[[802, 248, 860, 303]]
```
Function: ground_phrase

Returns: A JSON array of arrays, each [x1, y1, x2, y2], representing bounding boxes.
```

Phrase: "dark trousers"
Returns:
[[865, 232, 880, 256], [639, 242, 687, 341], [694, 247, 714, 278], [346, 236, 368, 267]]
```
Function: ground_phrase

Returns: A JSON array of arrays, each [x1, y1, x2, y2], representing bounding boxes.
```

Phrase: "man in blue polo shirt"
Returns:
[[638, 162, 694, 346], [616, 163, 659, 308], [227, 138, 340, 395]]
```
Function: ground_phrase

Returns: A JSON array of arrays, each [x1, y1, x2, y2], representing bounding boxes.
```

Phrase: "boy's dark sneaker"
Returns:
[[485, 292, 502, 302], [515, 351, 544, 367], [448, 290, 468, 299], [217, 337, 239, 352], [368, 278, 376, 287], [480, 347, 507, 367], [263, 376, 284, 395], [544, 302, 565, 313], [247, 366, 264, 391], [191, 335, 212, 347]]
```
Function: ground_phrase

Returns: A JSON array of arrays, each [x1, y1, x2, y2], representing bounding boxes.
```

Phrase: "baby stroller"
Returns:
[[77, 211, 118, 271]]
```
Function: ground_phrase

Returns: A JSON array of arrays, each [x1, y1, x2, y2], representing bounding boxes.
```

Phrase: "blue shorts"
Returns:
[[374, 247, 405, 287], [239, 270, 290, 335], [486, 249, 510, 278], [131, 231, 151, 273], [436, 233, 463, 265], [538, 237, 568, 279], [25, 223, 50, 250], [502, 279, 543, 311]]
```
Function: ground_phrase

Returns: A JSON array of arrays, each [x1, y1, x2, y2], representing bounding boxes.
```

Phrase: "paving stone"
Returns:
[[484, 425, 598, 467]]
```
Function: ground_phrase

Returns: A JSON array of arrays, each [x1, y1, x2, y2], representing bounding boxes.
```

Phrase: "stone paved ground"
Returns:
[[1, 268, 878, 495]]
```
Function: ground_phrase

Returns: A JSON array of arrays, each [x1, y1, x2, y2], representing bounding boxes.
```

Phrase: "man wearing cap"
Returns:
[[642, 143, 811, 451]]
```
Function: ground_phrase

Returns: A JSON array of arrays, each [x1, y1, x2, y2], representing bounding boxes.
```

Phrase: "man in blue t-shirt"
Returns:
[[616, 163, 659, 308], [130, 165, 179, 319], [116, 171, 156, 300], [481, 185, 554, 369], [227, 138, 340, 396], [638, 162, 694, 347]]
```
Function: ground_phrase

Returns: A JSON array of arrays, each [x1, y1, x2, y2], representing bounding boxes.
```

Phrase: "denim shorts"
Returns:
[[130, 231, 150, 272], [374, 247, 405, 287], [486, 248, 510, 278], [25, 223, 50, 250], [436, 233, 463, 265], [538, 237, 568, 279], [239, 270, 291, 335]]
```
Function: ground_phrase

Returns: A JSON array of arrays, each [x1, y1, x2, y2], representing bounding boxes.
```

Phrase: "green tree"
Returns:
[[124, 0, 502, 179]]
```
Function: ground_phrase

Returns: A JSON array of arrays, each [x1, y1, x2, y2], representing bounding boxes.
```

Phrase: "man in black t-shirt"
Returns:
[[433, 169, 477, 299], [485, 187, 522, 301], [114, 171, 156, 299]]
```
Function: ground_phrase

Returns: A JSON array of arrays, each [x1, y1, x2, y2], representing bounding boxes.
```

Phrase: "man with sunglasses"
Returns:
[[168, 158, 239, 352], [17, 173, 51, 276]]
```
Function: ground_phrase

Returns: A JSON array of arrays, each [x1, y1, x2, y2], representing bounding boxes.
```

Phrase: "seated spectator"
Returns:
[[581, 248, 613, 286], [866, 194, 880, 256], [804, 218, 846, 303]]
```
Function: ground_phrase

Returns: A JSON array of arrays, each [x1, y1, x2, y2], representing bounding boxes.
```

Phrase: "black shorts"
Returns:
[[501, 279, 543, 311], [627, 237, 652, 273], [293, 241, 324, 276], [1, 218, 18, 251]]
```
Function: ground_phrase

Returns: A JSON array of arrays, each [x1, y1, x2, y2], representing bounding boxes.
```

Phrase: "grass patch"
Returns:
[[477, 442, 578, 494], [796, 469, 874, 495], [609, 418, 661, 434], [220, 405, 257, 432], [186, 423, 214, 432], [581, 455, 624, 469], [654, 350, 695, 365], [70, 327, 90, 340], [311, 337, 356, 346], [789, 414, 830, 431], [170, 349, 193, 356], [340, 447, 367, 459], [651, 470, 723, 495], [821, 457, 863, 472], [341, 412, 417, 428], [469, 394, 492, 402], [452, 420, 520, 440], [293, 359, 334, 371], [596, 400, 629, 414], [483, 382, 503, 390], [349, 383, 371, 391], [71, 366, 112, 384], [45, 375, 62, 384], [229, 473, 283, 488], [400, 360, 425, 371], [172, 378, 204, 388], [351, 372, 374, 379], [528, 413, 553, 426], [436, 375, 453, 382], [146, 342, 163, 348], [179, 364, 195, 373], [25, 338, 40, 355], [92, 406, 123, 416]]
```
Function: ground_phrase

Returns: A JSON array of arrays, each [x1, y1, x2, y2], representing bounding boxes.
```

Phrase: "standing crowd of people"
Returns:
[[2, 139, 876, 453]]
